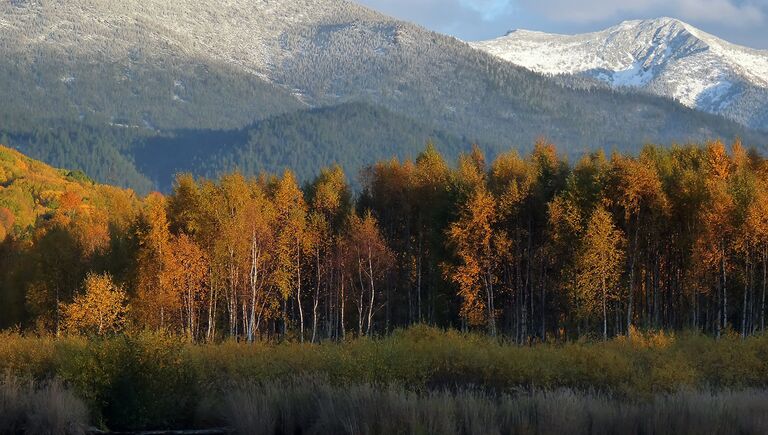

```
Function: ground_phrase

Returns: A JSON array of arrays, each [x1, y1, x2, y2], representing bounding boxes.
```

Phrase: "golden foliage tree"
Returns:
[[344, 210, 393, 336], [572, 204, 625, 340], [446, 187, 510, 335], [61, 272, 128, 335], [694, 141, 736, 337], [165, 234, 210, 339], [135, 192, 174, 329], [273, 170, 308, 340], [607, 152, 668, 334], [744, 182, 768, 332]]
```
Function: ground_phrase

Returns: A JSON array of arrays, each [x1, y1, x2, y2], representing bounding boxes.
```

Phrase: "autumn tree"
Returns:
[[242, 182, 277, 342], [134, 192, 174, 330], [273, 170, 308, 340], [164, 234, 210, 340], [744, 182, 768, 332], [359, 157, 417, 328], [446, 187, 510, 335], [572, 204, 625, 340], [8, 139, 768, 341], [412, 144, 451, 325], [344, 210, 393, 336], [607, 151, 667, 334], [545, 194, 583, 336], [0, 207, 14, 241], [61, 272, 129, 335], [695, 141, 736, 337], [307, 165, 351, 341]]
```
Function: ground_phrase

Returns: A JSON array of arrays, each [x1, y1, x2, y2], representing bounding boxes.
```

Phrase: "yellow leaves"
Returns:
[[0, 166, 9, 186], [571, 204, 625, 318], [490, 150, 534, 214], [166, 234, 209, 295], [71, 208, 111, 257], [61, 273, 129, 336], [609, 154, 668, 219], [311, 165, 348, 216], [618, 325, 675, 349], [345, 210, 392, 272], [273, 170, 308, 301], [59, 190, 82, 213], [0, 145, 140, 251], [694, 166, 737, 270], [744, 184, 768, 249], [140, 192, 170, 252], [547, 195, 582, 246], [415, 142, 450, 189], [706, 140, 731, 181], [94, 184, 139, 232], [446, 187, 508, 327], [456, 148, 486, 193], [0, 207, 11, 238]]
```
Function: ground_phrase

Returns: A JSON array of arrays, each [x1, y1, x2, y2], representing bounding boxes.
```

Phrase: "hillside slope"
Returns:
[[0, 144, 138, 239], [131, 102, 468, 190]]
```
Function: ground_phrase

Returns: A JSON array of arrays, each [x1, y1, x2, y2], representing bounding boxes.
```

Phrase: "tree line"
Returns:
[[2, 139, 767, 342]]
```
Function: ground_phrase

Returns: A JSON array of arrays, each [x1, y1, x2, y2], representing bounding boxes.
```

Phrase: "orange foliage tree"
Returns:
[[446, 187, 510, 335], [61, 272, 129, 335]]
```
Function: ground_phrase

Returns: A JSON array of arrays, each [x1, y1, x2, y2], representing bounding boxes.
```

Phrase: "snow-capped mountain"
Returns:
[[472, 18, 768, 130], [0, 0, 765, 191]]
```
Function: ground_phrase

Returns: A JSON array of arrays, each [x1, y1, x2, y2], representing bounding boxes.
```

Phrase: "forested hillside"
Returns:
[[2, 140, 766, 342], [131, 103, 468, 190]]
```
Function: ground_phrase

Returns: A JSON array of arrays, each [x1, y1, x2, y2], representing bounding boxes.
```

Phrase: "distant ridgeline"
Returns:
[[1, 140, 767, 342], [0, 103, 470, 193], [2, 99, 767, 195]]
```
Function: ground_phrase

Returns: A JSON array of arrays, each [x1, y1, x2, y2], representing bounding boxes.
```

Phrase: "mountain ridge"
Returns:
[[472, 17, 768, 130]]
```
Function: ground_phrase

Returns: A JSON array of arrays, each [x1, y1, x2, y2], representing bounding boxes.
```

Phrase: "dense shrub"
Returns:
[[1, 326, 768, 430], [56, 333, 196, 430]]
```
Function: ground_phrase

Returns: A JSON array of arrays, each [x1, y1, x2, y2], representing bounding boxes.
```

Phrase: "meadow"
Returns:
[[2, 325, 768, 433]]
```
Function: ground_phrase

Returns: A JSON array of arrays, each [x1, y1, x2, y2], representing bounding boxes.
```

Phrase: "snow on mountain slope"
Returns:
[[472, 18, 768, 130], [1, 0, 371, 80]]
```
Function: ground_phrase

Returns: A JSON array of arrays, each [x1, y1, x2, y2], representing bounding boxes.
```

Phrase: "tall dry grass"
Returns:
[[219, 378, 768, 435], [0, 374, 88, 435]]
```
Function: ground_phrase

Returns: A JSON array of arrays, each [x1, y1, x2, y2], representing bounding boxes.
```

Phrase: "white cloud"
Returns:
[[677, 0, 764, 25], [458, 0, 515, 20]]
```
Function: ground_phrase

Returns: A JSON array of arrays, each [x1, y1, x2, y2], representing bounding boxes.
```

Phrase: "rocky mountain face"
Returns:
[[472, 18, 768, 131]]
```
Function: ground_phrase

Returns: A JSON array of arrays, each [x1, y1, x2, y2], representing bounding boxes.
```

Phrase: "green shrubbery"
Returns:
[[1, 326, 768, 430]]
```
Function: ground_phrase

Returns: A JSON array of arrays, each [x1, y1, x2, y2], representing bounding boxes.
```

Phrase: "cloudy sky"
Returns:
[[354, 0, 768, 49]]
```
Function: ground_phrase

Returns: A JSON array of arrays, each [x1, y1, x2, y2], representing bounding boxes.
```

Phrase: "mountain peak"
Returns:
[[498, 17, 697, 45], [619, 16, 685, 27], [472, 18, 768, 130], [611, 17, 699, 38]]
